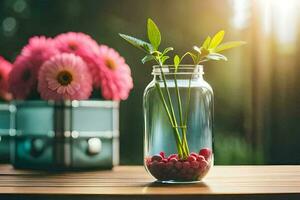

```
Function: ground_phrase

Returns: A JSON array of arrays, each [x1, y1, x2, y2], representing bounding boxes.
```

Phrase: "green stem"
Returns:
[[182, 70, 194, 156], [155, 83, 174, 127], [158, 66, 177, 129], [182, 128, 190, 156], [155, 83, 183, 156], [173, 128, 183, 157], [157, 59, 187, 158], [174, 73, 189, 158], [159, 67, 184, 156]]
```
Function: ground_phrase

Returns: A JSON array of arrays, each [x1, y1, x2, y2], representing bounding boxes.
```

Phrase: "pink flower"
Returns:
[[38, 53, 92, 100], [54, 32, 100, 55], [96, 45, 133, 100], [54, 32, 100, 84], [20, 36, 58, 72], [9, 56, 38, 99], [9, 36, 58, 99], [0, 56, 13, 101]]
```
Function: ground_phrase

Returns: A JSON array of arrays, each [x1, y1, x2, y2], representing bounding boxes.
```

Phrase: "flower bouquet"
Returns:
[[120, 19, 244, 182], [7, 32, 133, 169], [0, 57, 14, 162], [9, 33, 132, 101]]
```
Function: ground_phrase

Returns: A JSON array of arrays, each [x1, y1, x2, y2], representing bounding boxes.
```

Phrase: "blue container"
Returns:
[[0, 103, 15, 162], [11, 100, 119, 170]]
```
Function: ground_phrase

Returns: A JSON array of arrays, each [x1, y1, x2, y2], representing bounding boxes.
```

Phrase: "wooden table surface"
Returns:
[[0, 165, 299, 200]]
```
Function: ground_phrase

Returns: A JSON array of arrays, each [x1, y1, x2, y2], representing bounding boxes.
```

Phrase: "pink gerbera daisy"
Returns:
[[9, 56, 38, 99], [0, 56, 13, 101], [38, 53, 92, 100], [54, 32, 101, 84], [9, 36, 58, 99], [54, 32, 100, 55], [20, 36, 58, 72], [96, 45, 133, 100]]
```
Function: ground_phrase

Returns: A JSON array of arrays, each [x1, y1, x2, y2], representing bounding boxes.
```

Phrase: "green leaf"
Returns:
[[162, 47, 174, 55], [160, 56, 169, 65], [119, 33, 153, 53], [174, 55, 180, 71], [209, 30, 225, 49], [147, 18, 161, 50], [206, 53, 228, 61], [151, 50, 162, 57], [142, 44, 151, 53], [214, 41, 246, 52], [141, 55, 155, 64], [202, 36, 211, 49], [181, 52, 197, 64], [192, 46, 210, 64]]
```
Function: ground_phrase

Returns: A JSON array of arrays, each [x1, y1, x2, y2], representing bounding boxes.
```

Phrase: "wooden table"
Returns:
[[0, 165, 299, 200]]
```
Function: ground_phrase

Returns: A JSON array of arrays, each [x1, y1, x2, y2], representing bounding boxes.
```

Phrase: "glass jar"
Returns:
[[143, 65, 213, 183]]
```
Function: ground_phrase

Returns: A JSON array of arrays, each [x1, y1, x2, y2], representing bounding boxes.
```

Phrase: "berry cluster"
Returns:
[[145, 148, 212, 182]]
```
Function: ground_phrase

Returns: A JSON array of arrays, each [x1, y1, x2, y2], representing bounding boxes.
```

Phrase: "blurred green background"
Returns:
[[0, 0, 299, 165]]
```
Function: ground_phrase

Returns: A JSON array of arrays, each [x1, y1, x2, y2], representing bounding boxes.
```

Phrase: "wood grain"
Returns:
[[0, 165, 299, 198]]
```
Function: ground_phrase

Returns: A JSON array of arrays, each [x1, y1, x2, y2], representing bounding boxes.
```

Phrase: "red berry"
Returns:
[[145, 157, 151, 165], [158, 161, 166, 169], [175, 161, 183, 169], [181, 169, 187, 175], [183, 161, 190, 169], [197, 155, 205, 161], [151, 160, 159, 169], [169, 157, 178, 163], [190, 152, 198, 157], [199, 148, 212, 161], [168, 154, 177, 160], [187, 155, 197, 162], [159, 151, 165, 158], [187, 168, 194, 174], [191, 161, 199, 169], [170, 168, 177, 176], [166, 162, 173, 170], [199, 159, 208, 170], [151, 154, 163, 162]]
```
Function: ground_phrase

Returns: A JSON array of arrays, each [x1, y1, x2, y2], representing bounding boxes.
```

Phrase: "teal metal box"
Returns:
[[11, 100, 119, 170], [0, 103, 15, 162]]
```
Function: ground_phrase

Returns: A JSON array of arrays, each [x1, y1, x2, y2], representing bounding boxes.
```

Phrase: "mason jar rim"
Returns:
[[152, 65, 204, 75]]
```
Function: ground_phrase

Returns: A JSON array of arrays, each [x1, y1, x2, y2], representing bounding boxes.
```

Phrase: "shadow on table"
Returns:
[[144, 181, 209, 187], [142, 181, 211, 194]]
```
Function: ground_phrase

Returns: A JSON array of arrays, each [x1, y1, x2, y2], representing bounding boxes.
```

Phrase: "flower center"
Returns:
[[105, 59, 117, 70], [57, 70, 73, 86], [22, 68, 31, 82], [68, 42, 78, 51]]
